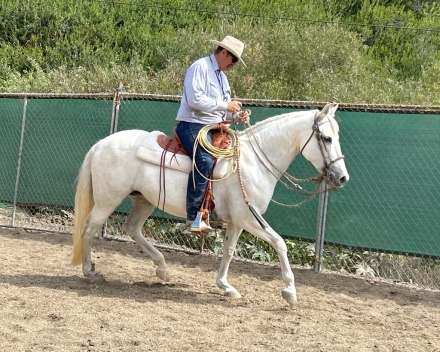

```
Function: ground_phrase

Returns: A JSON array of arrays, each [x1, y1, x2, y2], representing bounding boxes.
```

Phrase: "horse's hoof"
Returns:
[[282, 288, 297, 305], [84, 273, 105, 283], [91, 274, 106, 283], [156, 268, 170, 282], [83, 270, 105, 283], [224, 289, 242, 299]]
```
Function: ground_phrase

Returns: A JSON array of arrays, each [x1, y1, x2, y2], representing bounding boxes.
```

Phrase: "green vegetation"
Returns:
[[0, 0, 440, 105], [1, 0, 439, 103]]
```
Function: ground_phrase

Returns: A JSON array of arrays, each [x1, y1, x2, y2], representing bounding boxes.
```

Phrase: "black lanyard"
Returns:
[[209, 56, 227, 102]]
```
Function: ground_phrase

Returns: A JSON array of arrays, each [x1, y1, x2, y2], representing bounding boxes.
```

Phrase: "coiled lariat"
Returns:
[[193, 120, 268, 230], [196, 124, 238, 159], [192, 124, 239, 183]]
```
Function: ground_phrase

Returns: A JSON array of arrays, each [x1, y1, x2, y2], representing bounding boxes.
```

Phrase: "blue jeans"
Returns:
[[175, 121, 214, 221]]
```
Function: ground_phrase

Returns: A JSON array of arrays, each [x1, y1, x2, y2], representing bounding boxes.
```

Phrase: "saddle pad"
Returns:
[[136, 131, 192, 173], [136, 130, 234, 178]]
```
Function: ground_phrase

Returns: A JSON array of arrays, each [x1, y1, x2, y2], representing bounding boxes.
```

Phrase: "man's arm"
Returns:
[[184, 64, 228, 113]]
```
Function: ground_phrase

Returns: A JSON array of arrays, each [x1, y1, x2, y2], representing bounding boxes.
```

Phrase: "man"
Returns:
[[175, 35, 250, 234]]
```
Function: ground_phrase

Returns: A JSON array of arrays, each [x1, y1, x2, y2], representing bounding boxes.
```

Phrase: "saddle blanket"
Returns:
[[136, 131, 233, 179], [136, 131, 192, 173]]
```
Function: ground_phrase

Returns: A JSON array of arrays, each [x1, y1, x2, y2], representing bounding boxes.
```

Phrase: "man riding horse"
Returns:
[[175, 35, 250, 234]]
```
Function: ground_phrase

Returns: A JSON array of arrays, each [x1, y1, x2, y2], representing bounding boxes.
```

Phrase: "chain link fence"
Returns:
[[1, 92, 440, 289]]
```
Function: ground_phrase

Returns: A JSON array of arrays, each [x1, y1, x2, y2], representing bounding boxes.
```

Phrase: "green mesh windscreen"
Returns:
[[0, 98, 23, 204], [1, 97, 439, 257], [1, 98, 113, 207], [325, 111, 440, 257]]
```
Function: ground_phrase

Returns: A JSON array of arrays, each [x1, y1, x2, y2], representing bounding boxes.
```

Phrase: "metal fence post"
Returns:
[[11, 97, 28, 226], [110, 81, 123, 134], [313, 181, 328, 272], [99, 83, 123, 239]]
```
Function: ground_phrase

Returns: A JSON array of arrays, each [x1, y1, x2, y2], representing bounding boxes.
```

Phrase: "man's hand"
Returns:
[[227, 101, 242, 113], [237, 110, 250, 124]]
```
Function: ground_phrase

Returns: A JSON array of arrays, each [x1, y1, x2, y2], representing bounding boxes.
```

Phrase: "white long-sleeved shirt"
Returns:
[[176, 54, 234, 124]]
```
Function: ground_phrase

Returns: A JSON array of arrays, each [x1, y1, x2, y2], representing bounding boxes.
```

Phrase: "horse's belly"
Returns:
[[136, 165, 188, 218]]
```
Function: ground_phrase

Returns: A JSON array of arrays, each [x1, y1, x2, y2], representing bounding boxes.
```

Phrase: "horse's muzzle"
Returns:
[[329, 171, 349, 188]]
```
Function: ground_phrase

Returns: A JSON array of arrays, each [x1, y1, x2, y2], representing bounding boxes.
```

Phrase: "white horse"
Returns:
[[71, 102, 349, 305]]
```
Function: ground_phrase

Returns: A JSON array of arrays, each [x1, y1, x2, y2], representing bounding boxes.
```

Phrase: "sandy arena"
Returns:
[[0, 227, 439, 352]]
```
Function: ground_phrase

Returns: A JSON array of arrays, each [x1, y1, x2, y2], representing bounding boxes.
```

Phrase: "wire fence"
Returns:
[[1, 91, 440, 290]]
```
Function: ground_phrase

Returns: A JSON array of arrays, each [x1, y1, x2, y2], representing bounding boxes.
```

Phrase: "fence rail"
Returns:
[[1, 91, 440, 289]]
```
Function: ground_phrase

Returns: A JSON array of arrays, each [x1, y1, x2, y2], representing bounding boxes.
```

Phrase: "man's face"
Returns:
[[218, 49, 238, 71]]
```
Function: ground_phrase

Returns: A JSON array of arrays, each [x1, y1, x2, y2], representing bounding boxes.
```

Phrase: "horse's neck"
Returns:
[[240, 111, 314, 174]]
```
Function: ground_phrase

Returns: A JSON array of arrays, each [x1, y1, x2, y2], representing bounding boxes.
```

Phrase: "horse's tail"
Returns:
[[71, 142, 99, 266]]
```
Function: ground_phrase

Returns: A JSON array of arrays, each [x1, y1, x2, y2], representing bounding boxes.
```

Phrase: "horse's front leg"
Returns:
[[247, 224, 297, 305], [216, 223, 243, 299]]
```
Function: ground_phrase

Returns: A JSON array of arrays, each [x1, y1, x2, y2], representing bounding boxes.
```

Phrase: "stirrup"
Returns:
[[190, 212, 212, 235]]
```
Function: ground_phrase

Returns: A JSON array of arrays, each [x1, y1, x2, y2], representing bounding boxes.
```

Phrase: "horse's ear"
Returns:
[[329, 103, 339, 117], [317, 102, 338, 121], [316, 103, 331, 121]]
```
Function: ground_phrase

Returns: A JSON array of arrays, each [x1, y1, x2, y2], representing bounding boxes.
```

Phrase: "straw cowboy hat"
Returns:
[[209, 35, 246, 66]]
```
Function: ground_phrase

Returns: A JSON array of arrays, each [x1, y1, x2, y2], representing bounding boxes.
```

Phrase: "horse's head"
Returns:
[[300, 103, 349, 188]]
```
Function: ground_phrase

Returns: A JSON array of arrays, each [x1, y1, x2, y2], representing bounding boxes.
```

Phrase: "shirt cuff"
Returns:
[[218, 101, 228, 111]]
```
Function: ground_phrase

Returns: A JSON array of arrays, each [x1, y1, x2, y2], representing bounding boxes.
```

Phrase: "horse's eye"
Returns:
[[323, 136, 332, 143]]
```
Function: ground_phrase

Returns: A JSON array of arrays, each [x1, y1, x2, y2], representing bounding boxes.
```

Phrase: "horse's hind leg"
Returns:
[[82, 205, 116, 279], [122, 195, 170, 282]]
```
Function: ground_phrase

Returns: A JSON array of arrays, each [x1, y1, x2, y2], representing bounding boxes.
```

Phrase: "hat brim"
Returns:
[[209, 39, 246, 66]]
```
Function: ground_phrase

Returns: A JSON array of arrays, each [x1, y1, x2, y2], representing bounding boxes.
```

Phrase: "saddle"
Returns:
[[211, 123, 232, 150], [156, 124, 232, 227], [157, 124, 231, 155], [157, 129, 186, 155]]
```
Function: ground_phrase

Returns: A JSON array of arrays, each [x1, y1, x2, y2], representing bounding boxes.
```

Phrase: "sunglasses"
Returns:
[[227, 51, 239, 63]]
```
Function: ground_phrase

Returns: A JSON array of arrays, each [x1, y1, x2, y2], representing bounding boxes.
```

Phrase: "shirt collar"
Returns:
[[209, 54, 220, 72]]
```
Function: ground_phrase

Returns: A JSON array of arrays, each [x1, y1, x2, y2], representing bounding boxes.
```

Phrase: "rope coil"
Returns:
[[195, 124, 238, 159], [191, 111, 270, 229], [192, 124, 239, 183]]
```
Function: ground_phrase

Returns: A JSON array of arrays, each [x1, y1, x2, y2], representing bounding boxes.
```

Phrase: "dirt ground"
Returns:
[[0, 227, 439, 352]]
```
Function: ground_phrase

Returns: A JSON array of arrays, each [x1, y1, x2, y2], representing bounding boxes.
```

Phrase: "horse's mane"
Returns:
[[239, 109, 340, 137], [327, 115, 339, 134], [238, 110, 317, 136]]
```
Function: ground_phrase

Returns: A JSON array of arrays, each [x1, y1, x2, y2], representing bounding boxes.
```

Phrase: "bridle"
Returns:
[[300, 114, 345, 185], [242, 110, 345, 208]]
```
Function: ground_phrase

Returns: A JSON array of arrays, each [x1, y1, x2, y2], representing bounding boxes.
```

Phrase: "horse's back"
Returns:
[[90, 130, 152, 188], [98, 129, 151, 150]]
